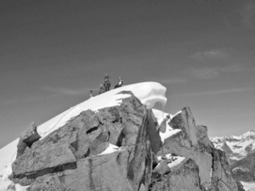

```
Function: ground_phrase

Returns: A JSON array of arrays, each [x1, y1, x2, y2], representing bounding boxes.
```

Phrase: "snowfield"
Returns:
[[0, 82, 176, 190]]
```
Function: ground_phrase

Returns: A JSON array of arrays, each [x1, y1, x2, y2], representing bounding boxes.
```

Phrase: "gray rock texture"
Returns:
[[16, 122, 41, 158], [10, 92, 243, 191], [156, 107, 242, 191]]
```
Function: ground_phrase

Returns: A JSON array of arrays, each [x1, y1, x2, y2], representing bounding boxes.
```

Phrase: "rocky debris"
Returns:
[[9, 93, 243, 191]]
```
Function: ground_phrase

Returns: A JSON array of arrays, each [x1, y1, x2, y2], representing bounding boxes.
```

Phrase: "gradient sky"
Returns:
[[1, 0, 255, 148]]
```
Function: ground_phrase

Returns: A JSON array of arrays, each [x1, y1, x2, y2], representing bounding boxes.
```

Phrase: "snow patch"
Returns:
[[152, 109, 182, 143], [157, 154, 186, 170], [167, 156, 186, 169], [241, 181, 255, 191], [38, 82, 166, 138], [160, 129, 182, 143], [97, 144, 120, 156], [233, 167, 250, 173], [170, 110, 182, 118]]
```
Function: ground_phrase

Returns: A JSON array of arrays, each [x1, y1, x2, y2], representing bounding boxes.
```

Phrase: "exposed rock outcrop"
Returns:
[[10, 92, 155, 190], [150, 158, 202, 191], [16, 122, 41, 158], [155, 107, 242, 191], [9, 93, 242, 191]]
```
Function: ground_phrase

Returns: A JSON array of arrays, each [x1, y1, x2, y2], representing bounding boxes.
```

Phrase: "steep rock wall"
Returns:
[[155, 107, 243, 191]]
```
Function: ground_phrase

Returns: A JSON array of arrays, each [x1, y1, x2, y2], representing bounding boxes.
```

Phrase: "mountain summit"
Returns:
[[0, 82, 244, 191]]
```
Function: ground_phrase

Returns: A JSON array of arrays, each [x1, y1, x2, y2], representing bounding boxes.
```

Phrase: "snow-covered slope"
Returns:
[[0, 82, 167, 190], [211, 130, 255, 162]]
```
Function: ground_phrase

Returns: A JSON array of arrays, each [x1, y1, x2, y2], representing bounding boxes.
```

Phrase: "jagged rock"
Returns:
[[11, 109, 107, 184], [231, 151, 255, 182], [12, 141, 77, 179], [23, 108, 156, 191], [26, 150, 134, 191], [150, 159, 202, 191], [170, 107, 198, 146], [144, 109, 162, 153], [116, 91, 147, 146], [159, 107, 212, 188], [10, 92, 157, 190], [195, 125, 213, 147], [98, 91, 147, 147], [16, 122, 41, 158], [9, 93, 242, 191], [126, 110, 154, 191], [65, 150, 133, 191], [158, 106, 241, 190], [210, 148, 240, 191]]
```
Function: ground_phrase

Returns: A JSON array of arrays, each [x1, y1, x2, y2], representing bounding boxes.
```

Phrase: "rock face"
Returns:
[[16, 122, 41, 158], [10, 92, 242, 191], [154, 107, 243, 191], [231, 151, 255, 182], [211, 131, 255, 183], [150, 158, 202, 191]]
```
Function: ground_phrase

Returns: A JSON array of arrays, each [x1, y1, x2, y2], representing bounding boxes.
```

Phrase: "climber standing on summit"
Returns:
[[114, 76, 124, 89], [103, 74, 111, 91], [98, 84, 105, 94]]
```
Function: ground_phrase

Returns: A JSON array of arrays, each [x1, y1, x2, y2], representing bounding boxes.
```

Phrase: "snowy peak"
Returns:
[[211, 130, 255, 161], [240, 130, 255, 140], [212, 130, 255, 187]]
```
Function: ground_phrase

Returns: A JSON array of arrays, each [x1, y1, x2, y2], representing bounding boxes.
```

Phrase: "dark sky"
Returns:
[[1, 0, 255, 147]]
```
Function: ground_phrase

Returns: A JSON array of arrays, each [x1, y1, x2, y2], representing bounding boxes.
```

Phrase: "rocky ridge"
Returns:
[[6, 91, 243, 191]]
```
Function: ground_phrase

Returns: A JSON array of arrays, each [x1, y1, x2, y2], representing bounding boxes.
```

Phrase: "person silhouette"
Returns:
[[98, 84, 105, 94], [114, 76, 124, 88], [89, 89, 93, 98], [103, 74, 111, 91]]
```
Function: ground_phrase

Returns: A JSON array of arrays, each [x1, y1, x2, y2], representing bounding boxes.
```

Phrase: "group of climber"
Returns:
[[90, 74, 124, 97]]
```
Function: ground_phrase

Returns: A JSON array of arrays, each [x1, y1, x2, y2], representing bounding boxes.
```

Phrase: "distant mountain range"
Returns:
[[211, 130, 255, 183]]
